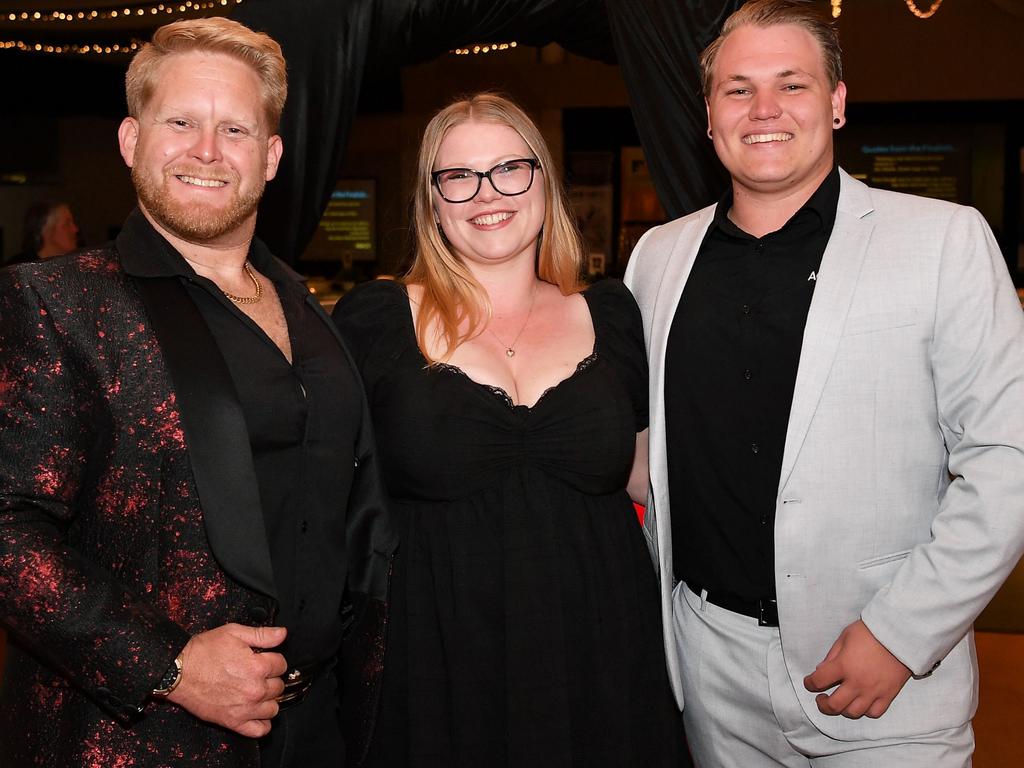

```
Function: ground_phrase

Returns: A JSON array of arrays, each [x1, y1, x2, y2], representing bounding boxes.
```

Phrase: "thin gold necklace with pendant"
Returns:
[[488, 286, 536, 358]]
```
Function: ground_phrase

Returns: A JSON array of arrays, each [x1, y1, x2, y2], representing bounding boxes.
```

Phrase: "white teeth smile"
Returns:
[[743, 132, 794, 145], [177, 175, 227, 188], [471, 211, 513, 226]]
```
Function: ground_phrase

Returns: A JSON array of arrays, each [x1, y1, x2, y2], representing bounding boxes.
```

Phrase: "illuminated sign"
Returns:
[[303, 179, 376, 262], [837, 126, 972, 204]]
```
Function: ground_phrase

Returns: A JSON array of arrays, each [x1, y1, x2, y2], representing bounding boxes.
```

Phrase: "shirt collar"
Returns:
[[710, 165, 841, 240], [116, 207, 304, 286]]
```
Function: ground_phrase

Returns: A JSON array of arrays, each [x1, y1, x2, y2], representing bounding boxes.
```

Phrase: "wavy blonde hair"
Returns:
[[406, 93, 585, 364], [126, 17, 287, 133]]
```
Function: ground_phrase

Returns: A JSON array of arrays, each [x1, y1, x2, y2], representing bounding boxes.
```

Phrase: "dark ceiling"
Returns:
[[0, 2, 299, 117], [0, 0, 612, 118]]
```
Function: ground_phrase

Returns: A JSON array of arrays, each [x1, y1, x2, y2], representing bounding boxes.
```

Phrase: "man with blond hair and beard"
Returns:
[[626, 0, 1024, 765], [0, 17, 386, 768]]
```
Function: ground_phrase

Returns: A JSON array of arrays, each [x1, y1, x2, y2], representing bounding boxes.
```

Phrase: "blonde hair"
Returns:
[[700, 0, 843, 95], [406, 93, 585, 364], [126, 17, 287, 133]]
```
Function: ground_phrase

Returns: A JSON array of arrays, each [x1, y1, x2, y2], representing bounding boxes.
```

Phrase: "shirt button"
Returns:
[[300, 520, 308, 534], [751, 442, 760, 454], [298, 599, 306, 613], [755, 242, 765, 253], [741, 304, 751, 315], [743, 369, 753, 381]]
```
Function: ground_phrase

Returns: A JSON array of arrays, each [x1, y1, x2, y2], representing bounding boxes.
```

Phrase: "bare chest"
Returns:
[[235, 283, 293, 364]]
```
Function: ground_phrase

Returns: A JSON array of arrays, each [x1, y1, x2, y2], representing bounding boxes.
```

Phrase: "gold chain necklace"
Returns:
[[221, 261, 263, 305], [488, 287, 536, 358]]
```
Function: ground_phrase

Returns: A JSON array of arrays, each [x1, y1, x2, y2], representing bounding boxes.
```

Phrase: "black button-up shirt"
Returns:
[[665, 167, 840, 601], [183, 245, 362, 670]]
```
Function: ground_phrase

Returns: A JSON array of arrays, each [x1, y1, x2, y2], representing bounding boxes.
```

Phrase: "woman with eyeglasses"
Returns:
[[332, 93, 685, 767]]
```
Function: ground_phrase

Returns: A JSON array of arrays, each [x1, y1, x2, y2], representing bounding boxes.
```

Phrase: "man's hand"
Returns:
[[803, 619, 912, 719], [166, 624, 288, 738]]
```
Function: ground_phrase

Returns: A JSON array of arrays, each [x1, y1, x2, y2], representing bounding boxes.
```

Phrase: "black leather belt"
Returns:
[[686, 582, 779, 627], [276, 659, 329, 712]]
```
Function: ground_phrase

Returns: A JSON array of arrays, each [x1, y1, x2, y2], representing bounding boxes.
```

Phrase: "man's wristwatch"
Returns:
[[152, 653, 183, 697]]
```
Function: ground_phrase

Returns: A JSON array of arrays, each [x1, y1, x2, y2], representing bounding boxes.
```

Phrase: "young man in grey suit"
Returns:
[[624, 1, 1024, 765]]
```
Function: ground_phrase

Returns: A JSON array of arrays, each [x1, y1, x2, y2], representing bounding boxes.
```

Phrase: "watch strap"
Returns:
[[152, 653, 183, 697]]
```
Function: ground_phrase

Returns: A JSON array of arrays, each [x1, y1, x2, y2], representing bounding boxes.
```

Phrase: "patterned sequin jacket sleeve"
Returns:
[[0, 260, 191, 721]]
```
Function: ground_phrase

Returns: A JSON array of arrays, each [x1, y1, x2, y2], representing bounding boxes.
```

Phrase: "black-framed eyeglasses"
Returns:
[[431, 158, 541, 203]]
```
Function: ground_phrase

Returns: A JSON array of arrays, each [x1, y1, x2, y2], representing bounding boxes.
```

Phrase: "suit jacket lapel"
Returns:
[[778, 171, 875, 493], [118, 212, 277, 600], [648, 209, 714, 388]]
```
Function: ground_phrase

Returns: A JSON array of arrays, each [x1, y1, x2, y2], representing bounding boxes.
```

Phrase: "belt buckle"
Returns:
[[758, 598, 779, 627]]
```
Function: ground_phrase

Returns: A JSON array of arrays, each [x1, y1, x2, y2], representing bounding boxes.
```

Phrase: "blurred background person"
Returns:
[[7, 200, 80, 265]]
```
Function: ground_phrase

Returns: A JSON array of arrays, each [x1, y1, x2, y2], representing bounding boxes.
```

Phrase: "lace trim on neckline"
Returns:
[[436, 352, 598, 411]]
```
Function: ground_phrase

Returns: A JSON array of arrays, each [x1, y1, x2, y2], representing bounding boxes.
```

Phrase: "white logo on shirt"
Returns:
[[807, 271, 817, 282]]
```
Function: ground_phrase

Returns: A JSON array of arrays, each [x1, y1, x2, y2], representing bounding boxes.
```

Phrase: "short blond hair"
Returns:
[[700, 0, 843, 95], [406, 92, 586, 364], [126, 17, 287, 133]]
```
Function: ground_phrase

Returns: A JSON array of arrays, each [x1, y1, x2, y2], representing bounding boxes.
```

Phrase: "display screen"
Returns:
[[834, 119, 1010, 242], [303, 179, 376, 262]]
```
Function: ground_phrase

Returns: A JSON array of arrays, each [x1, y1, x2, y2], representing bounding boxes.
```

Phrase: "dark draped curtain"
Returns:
[[234, 0, 741, 261], [607, 1, 739, 219]]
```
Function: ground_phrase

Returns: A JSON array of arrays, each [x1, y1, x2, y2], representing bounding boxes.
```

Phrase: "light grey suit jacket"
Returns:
[[624, 169, 1024, 740]]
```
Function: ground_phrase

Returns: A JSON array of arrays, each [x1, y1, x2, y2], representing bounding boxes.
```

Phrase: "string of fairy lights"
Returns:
[[4, 0, 241, 23], [4, 0, 950, 55], [903, 0, 944, 18], [0, 39, 140, 54], [831, 0, 944, 19], [0, 0, 520, 58], [453, 41, 517, 56], [0, 0, 244, 55]]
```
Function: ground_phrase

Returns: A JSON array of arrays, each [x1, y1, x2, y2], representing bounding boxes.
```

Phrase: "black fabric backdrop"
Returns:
[[233, 0, 742, 262]]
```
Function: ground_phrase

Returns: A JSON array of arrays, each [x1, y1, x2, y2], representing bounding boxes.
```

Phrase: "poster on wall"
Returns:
[[303, 179, 376, 264], [568, 183, 614, 276], [620, 147, 666, 269]]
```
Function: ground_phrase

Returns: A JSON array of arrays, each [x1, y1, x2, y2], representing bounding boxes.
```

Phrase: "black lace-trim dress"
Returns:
[[333, 279, 686, 768]]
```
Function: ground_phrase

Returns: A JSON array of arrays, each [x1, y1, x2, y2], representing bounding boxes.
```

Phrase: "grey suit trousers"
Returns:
[[673, 583, 975, 767]]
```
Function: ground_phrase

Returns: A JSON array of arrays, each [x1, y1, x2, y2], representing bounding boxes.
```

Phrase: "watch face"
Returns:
[[154, 655, 182, 696]]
